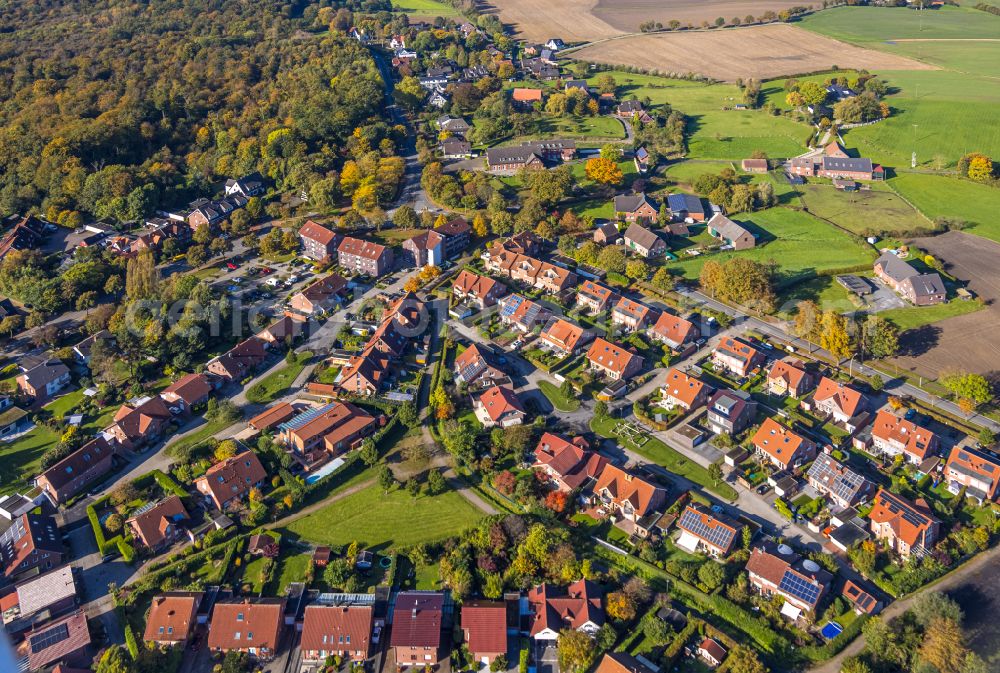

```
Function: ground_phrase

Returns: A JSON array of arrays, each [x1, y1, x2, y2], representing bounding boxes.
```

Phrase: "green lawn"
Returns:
[[538, 380, 581, 412], [392, 0, 462, 17], [878, 298, 985, 331], [241, 556, 269, 593], [166, 416, 239, 457], [283, 482, 484, 549], [521, 115, 627, 143], [795, 183, 928, 237], [799, 5, 1000, 43], [888, 173, 1000, 243], [776, 275, 859, 318], [589, 416, 738, 501], [267, 552, 312, 594], [667, 207, 876, 283], [246, 356, 310, 404]]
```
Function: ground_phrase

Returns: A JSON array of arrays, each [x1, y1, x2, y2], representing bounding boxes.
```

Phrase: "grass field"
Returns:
[[888, 173, 1000, 243], [284, 482, 483, 549], [776, 275, 859, 317], [667, 206, 876, 281], [586, 71, 808, 160], [794, 183, 927, 236], [879, 297, 985, 331], [267, 552, 312, 594], [246, 357, 309, 404], [393, 0, 463, 17], [538, 380, 581, 412], [799, 6, 1000, 43]]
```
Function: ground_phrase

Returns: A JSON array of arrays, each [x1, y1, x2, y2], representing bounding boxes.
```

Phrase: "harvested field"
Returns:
[[888, 231, 1000, 379], [592, 0, 822, 33], [482, 0, 623, 42], [570, 24, 935, 81]]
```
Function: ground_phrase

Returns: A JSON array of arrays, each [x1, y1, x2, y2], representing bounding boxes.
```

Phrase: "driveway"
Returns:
[[862, 278, 906, 312], [535, 640, 559, 673]]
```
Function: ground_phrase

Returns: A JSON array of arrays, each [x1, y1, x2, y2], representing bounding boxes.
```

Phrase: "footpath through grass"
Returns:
[[283, 481, 484, 548], [589, 416, 738, 501]]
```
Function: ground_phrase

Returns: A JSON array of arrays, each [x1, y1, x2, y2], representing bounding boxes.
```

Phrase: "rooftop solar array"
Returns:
[[808, 457, 867, 502], [879, 491, 930, 527], [29, 623, 69, 654], [678, 507, 734, 549], [778, 570, 821, 606], [499, 294, 525, 318], [278, 403, 337, 432]]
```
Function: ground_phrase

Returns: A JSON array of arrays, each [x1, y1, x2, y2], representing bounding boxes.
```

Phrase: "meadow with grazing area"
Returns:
[[283, 482, 483, 548], [889, 174, 1000, 244], [571, 24, 933, 82], [793, 183, 927, 237]]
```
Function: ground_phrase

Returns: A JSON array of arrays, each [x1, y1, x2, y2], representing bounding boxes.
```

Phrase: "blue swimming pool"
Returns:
[[304, 457, 345, 484], [821, 621, 844, 640]]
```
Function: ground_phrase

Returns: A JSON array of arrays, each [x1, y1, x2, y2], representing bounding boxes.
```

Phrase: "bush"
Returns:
[[124, 623, 140, 659], [118, 538, 136, 563], [518, 647, 529, 673]]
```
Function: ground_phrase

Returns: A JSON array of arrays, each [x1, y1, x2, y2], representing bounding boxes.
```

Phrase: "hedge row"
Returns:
[[87, 497, 123, 556], [799, 614, 869, 662]]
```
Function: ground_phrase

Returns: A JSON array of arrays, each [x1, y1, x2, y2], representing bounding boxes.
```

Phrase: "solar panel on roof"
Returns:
[[679, 508, 733, 549], [778, 570, 820, 606], [278, 403, 337, 432], [29, 623, 70, 653], [499, 295, 524, 317]]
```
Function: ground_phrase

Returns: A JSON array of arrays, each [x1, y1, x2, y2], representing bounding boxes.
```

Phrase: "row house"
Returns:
[[35, 436, 116, 505], [160, 372, 214, 414], [944, 445, 1000, 502], [675, 504, 744, 557], [712, 337, 764, 379], [461, 601, 508, 666], [453, 344, 508, 390], [576, 280, 617, 314], [207, 337, 268, 382], [144, 592, 204, 647], [187, 195, 247, 231], [208, 598, 287, 660], [611, 296, 655, 332], [291, 274, 348, 315], [277, 402, 378, 468], [390, 592, 445, 665], [299, 220, 341, 262], [752, 417, 816, 471], [337, 237, 394, 276], [539, 318, 594, 357], [870, 410, 938, 465], [497, 294, 550, 333], [745, 543, 832, 618], [649, 312, 699, 350], [452, 270, 508, 310], [586, 338, 644, 381], [301, 603, 374, 664], [194, 450, 268, 511], [661, 368, 711, 412], [868, 488, 940, 559], [532, 432, 608, 493], [807, 454, 873, 508]]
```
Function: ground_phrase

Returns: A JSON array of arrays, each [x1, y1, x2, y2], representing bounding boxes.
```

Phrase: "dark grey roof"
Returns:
[[821, 156, 873, 173], [905, 273, 946, 298], [875, 252, 917, 283], [613, 193, 656, 214], [623, 223, 662, 250], [667, 193, 703, 215], [807, 455, 869, 504], [707, 213, 751, 242]]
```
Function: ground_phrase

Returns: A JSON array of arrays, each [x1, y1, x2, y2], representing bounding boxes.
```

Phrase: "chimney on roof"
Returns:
[[412, 607, 418, 618]]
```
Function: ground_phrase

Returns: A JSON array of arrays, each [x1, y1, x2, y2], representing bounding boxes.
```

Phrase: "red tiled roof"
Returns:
[[248, 402, 296, 431], [814, 377, 865, 418], [453, 270, 503, 302], [650, 312, 696, 346], [594, 464, 664, 518], [767, 359, 809, 392], [752, 417, 813, 467], [541, 319, 587, 352], [126, 495, 188, 548], [662, 368, 707, 408], [527, 580, 603, 636], [300, 605, 373, 655], [869, 488, 938, 549], [338, 237, 388, 261], [144, 593, 201, 642], [390, 592, 444, 648], [195, 450, 267, 506], [299, 220, 338, 246], [533, 432, 606, 490], [162, 372, 213, 406], [872, 410, 936, 462], [699, 637, 727, 662], [461, 601, 507, 655], [586, 338, 640, 377], [478, 386, 525, 422], [208, 599, 286, 652], [512, 88, 543, 102]]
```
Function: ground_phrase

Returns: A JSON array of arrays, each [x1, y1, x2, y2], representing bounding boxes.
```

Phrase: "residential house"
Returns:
[[35, 436, 116, 505], [766, 359, 813, 398], [208, 598, 287, 659], [649, 312, 699, 350], [0, 514, 64, 579], [707, 213, 755, 250], [6, 565, 78, 633], [225, 172, 266, 198], [698, 638, 727, 668], [428, 91, 449, 109], [789, 156, 816, 177], [611, 296, 655, 332], [194, 450, 267, 511], [594, 653, 657, 673], [278, 402, 378, 465], [16, 359, 71, 401], [402, 230, 445, 268], [160, 373, 213, 414], [485, 249, 577, 293], [433, 217, 471, 258], [576, 280, 617, 313], [593, 222, 621, 245], [106, 395, 174, 448], [544, 38, 565, 50], [593, 464, 667, 537], [338, 237, 394, 276], [298, 220, 341, 262], [706, 389, 756, 435], [186, 196, 246, 231], [475, 385, 526, 428], [526, 580, 603, 639], [511, 88, 543, 109], [746, 543, 832, 618], [870, 410, 938, 465], [586, 338, 644, 381], [623, 223, 666, 258], [873, 252, 945, 306], [300, 604, 373, 663], [248, 402, 297, 433], [25, 609, 91, 671], [675, 504, 743, 557], [868, 488, 940, 559], [842, 580, 883, 616], [144, 593, 203, 646], [533, 432, 608, 493], [452, 270, 507, 310], [660, 368, 710, 411], [0, 405, 27, 438], [335, 352, 390, 398], [944, 445, 1000, 502], [752, 417, 816, 471], [390, 592, 445, 666], [441, 138, 472, 159], [291, 274, 348, 315], [807, 454, 873, 508], [126, 495, 189, 550], [206, 337, 268, 382], [741, 158, 768, 173], [613, 193, 658, 224], [72, 330, 114, 364], [461, 601, 508, 665], [437, 116, 471, 135], [497, 294, 550, 332], [818, 156, 883, 181], [809, 377, 866, 427], [485, 140, 576, 175], [0, 216, 47, 260], [454, 344, 507, 389], [616, 100, 653, 124], [712, 337, 764, 378], [539, 318, 593, 356], [634, 147, 651, 173], [666, 193, 705, 223], [258, 313, 308, 346]]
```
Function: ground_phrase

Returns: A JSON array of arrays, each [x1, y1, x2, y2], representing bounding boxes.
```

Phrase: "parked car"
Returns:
[[226, 262, 239, 270]]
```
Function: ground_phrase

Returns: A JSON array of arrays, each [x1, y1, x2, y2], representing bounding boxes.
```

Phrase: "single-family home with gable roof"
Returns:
[[649, 312, 699, 350], [752, 417, 816, 470], [475, 385, 526, 428], [300, 603, 373, 663], [126, 495, 189, 550], [712, 337, 764, 378], [208, 597, 286, 659], [452, 270, 507, 310], [707, 213, 755, 250], [868, 488, 940, 558], [623, 223, 666, 258], [390, 592, 445, 665], [35, 436, 116, 505], [676, 504, 743, 557], [461, 600, 508, 665], [576, 280, 617, 313], [746, 542, 832, 617], [195, 450, 267, 511], [945, 445, 1000, 502], [613, 193, 658, 224], [593, 464, 667, 537], [807, 377, 866, 427], [873, 252, 945, 306], [661, 368, 710, 411], [870, 410, 938, 465], [612, 296, 655, 332], [766, 359, 813, 398], [706, 388, 756, 435], [586, 338, 644, 381], [527, 580, 603, 639], [533, 432, 608, 493], [807, 454, 873, 508], [539, 318, 594, 356]]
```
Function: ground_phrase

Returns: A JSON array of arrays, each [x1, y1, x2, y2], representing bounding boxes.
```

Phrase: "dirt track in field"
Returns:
[[569, 24, 936, 81], [889, 231, 1000, 379]]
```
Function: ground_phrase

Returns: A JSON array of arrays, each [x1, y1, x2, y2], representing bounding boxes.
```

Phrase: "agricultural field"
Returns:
[[283, 482, 483, 549], [666, 207, 876, 281], [888, 173, 1000, 244], [570, 24, 932, 82], [886, 231, 1000, 378], [798, 5, 1000, 43], [392, 0, 462, 18], [484, 0, 623, 42], [793, 183, 927, 237]]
